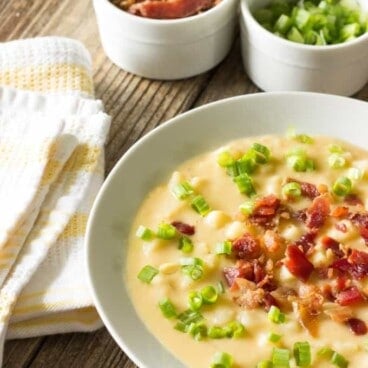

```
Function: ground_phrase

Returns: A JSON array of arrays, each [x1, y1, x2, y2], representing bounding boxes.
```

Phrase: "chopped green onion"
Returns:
[[257, 360, 273, 368], [210, 352, 233, 368], [293, 341, 311, 367], [233, 173, 256, 196], [226, 321, 246, 338], [286, 151, 315, 172], [272, 347, 290, 367], [208, 326, 227, 339], [180, 257, 204, 266], [329, 144, 344, 154], [188, 291, 203, 310], [156, 223, 177, 240], [158, 298, 177, 318], [275, 14, 292, 33], [288, 26, 305, 43], [282, 182, 302, 199], [239, 198, 255, 215], [187, 321, 207, 340], [178, 236, 193, 253], [331, 352, 348, 368], [215, 241, 232, 255], [328, 153, 346, 169], [268, 332, 282, 343], [317, 346, 334, 359], [236, 157, 256, 175], [217, 281, 225, 294], [137, 265, 159, 284], [191, 195, 211, 216], [201, 285, 218, 304], [295, 134, 314, 144], [268, 305, 286, 324], [332, 176, 352, 196], [172, 181, 194, 200], [217, 151, 235, 167], [177, 309, 203, 325], [136, 225, 155, 241], [249, 143, 271, 164], [181, 257, 204, 280]]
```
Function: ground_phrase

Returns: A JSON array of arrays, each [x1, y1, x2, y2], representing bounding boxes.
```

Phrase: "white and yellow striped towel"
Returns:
[[0, 37, 111, 362]]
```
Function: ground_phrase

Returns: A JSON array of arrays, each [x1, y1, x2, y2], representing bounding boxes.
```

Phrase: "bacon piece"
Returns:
[[285, 245, 314, 282], [263, 230, 285, 259], [232, 233, 261, 260], [324, 303, 353, 322], [344, 194, 363, 206], [129, 0, 213, 19], [263, 292, 278, 312], [331, 206, 349, 219], [350, 212, 368, 245], [321, 236, 344, 258], [171, 221, 195, 235], [346, 318, 368, 335], [336, 286, 365, 306], [230, 278, 265, 309], [291, 209, 307, 223], [294, 232, 317, 254], [271, 287, 297, 312], [332, 250, 368, 280], [223, 260, 253, 287], [306, 195, 330, 229], [249, 194, 280, 228], [287, 178, 320, 199]]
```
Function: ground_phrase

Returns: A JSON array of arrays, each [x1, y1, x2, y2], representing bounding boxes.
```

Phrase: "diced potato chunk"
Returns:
[[159, 262, 180, 275], [280, 224, 303, 242], [204, 210, 230, 229], [225, 221, 245, 239]]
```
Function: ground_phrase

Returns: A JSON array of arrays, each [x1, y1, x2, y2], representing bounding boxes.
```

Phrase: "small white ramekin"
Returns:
[[93, 0, 238, 80], [240, 0, 368, 96]]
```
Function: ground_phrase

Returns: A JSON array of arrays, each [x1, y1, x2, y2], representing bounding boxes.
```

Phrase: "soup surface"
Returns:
[[126, 134, 368, 367]]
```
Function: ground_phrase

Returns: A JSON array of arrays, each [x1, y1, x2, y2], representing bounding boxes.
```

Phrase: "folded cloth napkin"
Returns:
[[0, 37, 111, 361]]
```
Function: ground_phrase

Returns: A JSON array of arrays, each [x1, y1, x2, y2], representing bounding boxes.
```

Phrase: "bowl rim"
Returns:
[[95, 0, 234, 26], [86, 91, 368, 368], [240, 0, 368, 52]]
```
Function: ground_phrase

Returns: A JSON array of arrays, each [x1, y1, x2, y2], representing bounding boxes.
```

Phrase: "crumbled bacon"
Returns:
[[336, 286, 365, 306], [331, 206, 349, 219], [344, 194, 363, 206], [171, 221, 195, 235], [294, 232, 317, 254], [223, 260, 253, 287], [306, 195, 330, 229], [285, 245, 314, 282], [346, 317, 367, 335], [249, 194, 280, 228], [129, 0, 214, 19], [263, 292, 278, 312], [232, 233, 261, 260], [263, 230, 285, 259], [350, 212, 368, 245], [324, 304, 353, 322], [332, 250, 368, 280], [230, 278, 265, 309], [287, 178, 320, 199], [321, 236, 344, 258], [291, 209, 307, 223]]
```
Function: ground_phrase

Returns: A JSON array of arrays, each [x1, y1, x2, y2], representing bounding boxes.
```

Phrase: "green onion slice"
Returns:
[[233, 173, 256, 196], [208, 326, 227, 339], [256, 360, 273, 368], [226, 321, 246, 338], [282, 182, 302, 199], [137, 265, 159, 284], [210, 352, 233, 368], [201, 285, 218, 304], [215, 241, 232, 255], [135, 225, 155, 241], [172, 181, 194, 200], [272, 347, 290, 367], [328, 153, 346, 169], [239, 198, 256, 215], [191, 195, 211, 216], [293, 341, 311, 367], [331, 352, 349, 368], [268, 305, 286, 324], [249, 143, 271, 164], [187, 321, 207, 341], [156, 223, 177, 240], [268, 332, 282, 343], [178, 236, 194, 253], [188, 291, 203, 311], [217, 151, 235, 167], [158, 298, 177, 318], [332, 176, 352, 196]]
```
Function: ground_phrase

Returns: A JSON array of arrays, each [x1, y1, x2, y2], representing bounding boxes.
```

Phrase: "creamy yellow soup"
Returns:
[[126, 135, 368, 368]]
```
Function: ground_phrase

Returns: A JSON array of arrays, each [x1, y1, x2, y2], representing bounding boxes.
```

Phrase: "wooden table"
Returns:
[[1, 0, 368, 367]]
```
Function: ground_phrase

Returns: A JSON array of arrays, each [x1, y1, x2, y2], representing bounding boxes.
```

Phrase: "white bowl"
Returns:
[[93, 0, 238, 80], [240, 0, 368, 96], [86, 92, 368, 368]]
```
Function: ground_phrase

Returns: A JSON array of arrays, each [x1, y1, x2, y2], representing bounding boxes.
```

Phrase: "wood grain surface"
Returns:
[[1, 0, 368, 367]]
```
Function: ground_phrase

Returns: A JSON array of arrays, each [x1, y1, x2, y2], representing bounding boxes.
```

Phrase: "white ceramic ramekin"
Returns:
[[240, 0, 368, 96], [93, 0, 238, 80]]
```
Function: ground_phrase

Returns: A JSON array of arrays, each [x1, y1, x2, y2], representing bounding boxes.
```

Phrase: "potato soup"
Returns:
[[126, 133, 368, 368]]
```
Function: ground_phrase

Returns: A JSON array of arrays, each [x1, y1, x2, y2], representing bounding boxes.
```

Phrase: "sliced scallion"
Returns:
[[188, 291, 203, 311], [249, 143, 271, 164], [257, 360, 273, 368], [208, 326, 227, 339], [332, 176, 352, 196], [293, 341, 311, 367], [268, 332, 282, 343], [215, 241, 232, 255], [172, 181, 194, 200], [156, 223, 177, 240], [137, 265, 159, 284], [158, 298, 177, 318], [178, 236, 193, 253], [210, 352, 233, 368], [239, 198, 256, 215], [282, 182, 302, 199], [191, 195, 211, 216], [135, 225, 155, 241], [217, 151, 235, 167], [331, 352, 348, 368], [201, 285, 218, 304], [187, 321, 207, 340], [272, 347, 290, 367], [328, 153, 346, 169], [233, 173, 256, 196], [268, 305, 286, 324], [226, 321, 246, 338]]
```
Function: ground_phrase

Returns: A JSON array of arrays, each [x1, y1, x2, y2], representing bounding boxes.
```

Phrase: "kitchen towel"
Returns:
[[0, 37, 111, 361]]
